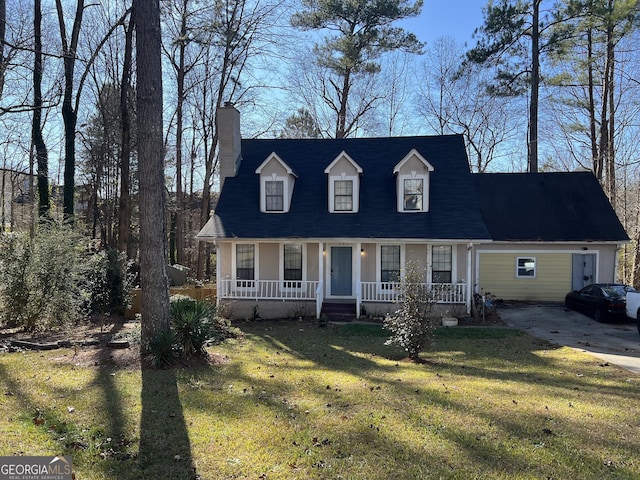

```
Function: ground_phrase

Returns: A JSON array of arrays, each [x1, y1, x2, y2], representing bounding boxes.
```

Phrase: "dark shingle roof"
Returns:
[[207, 134, 491, 240], [474, 172, 628, 242]]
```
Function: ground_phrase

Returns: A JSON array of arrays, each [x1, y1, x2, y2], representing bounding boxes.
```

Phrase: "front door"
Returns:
[[331, 246, 352, 296], [572, 253, 596, 291]]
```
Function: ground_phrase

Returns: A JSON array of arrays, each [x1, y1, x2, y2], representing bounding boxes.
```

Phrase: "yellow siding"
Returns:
[[479, 253, 572, 301]]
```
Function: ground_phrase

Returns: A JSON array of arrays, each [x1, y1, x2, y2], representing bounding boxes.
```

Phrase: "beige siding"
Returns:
[[260, 158, 288, 177], [406, 244, 428, 270], [330, 157, 359, 175], [219, 243, 232, 278], [307, 243, 319, 280], [479, 252, 572, 301], [259, 243, 279, 280], [361, 243, 377, 282]]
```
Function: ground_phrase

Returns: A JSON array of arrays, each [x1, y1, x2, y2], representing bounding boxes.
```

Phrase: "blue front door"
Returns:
[[331, 246, 352, 296]]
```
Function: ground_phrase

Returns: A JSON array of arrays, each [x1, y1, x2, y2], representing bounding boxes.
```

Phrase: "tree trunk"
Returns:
[[174, 7, 188, 266], [33, 0, 49, 218], [118, 18, 134, 258], [335, 69, 351, 139], [528, 0, 540, 173], [134, 0, 171, 355], [586, 28, 600, 179], [55, 0, 85, 222], [0, 0, 6, 100]]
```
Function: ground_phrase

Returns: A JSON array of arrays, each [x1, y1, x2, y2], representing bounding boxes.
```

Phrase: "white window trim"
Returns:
[[255, 152, 296, 213], [280, 243, 307, 290], [328, 173, 360, 213], [397, 172, 429, 212], [377, 244, 404, 294], [516, 256, 537, 278], [232, 243, 258, 291], [259, 174, 290, 213], [430, 244, 456, 284]]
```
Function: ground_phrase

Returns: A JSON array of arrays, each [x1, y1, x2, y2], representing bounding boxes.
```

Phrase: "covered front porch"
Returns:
[[215, 240, 473, 320], [217, 278, 467, 319]]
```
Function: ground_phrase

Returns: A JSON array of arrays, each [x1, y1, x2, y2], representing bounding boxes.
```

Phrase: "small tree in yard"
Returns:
[[384, 262, 438, 361]]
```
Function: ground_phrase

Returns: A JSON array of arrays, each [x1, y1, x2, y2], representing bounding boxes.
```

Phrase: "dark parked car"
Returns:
[[565, 283, 635, 322]]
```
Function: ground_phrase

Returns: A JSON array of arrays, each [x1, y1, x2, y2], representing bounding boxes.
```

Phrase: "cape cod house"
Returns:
[[196, 105, 628, 320]]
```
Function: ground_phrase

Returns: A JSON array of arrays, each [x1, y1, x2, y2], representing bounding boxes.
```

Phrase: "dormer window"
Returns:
[[265, 180, 284, 211], [324, 151, 362, 213], [334, 179, 353, 211], [393, 149, 434, 213], [256, 153, 297, 213], [403, 178, 423, 211]]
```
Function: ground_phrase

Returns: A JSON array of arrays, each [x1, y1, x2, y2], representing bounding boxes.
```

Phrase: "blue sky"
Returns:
[[402, 0, 486, 48]]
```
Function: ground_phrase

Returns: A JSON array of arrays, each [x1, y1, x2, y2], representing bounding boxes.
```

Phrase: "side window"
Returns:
[[516, 257, 536, 278]]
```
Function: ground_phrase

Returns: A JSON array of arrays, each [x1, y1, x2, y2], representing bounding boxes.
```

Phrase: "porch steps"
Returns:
[[321, 301, 357, 322]]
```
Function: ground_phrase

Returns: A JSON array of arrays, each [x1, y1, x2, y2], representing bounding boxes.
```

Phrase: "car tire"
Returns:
[[594, 308, 603, 323]]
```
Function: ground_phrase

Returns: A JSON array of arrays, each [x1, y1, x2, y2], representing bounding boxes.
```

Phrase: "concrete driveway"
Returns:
[[498, 303, 640, 374]]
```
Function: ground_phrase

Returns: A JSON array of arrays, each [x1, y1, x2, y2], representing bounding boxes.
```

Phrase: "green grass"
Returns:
[[2, 320, 640, 479]]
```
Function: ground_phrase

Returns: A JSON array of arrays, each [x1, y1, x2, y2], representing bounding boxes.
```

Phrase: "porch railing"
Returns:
[[218, 279, 320, 300], [218, 279, 466, 304], [360, 282, 466, 304]]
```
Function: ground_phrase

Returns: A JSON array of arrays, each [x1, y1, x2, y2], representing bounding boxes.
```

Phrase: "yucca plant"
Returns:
[[144, 330, 178, 368], [170, 298, 215, 359]]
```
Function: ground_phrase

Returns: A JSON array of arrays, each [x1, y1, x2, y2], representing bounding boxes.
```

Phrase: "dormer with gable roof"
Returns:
[[324, 151, 363, 213], [255, 152, 297, 213], [393, 148, 434, 213]]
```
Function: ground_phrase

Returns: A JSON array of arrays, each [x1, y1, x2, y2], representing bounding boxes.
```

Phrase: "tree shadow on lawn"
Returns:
[[139, 366, 196, 480], [240, 319, 640, 411], [221, 320, 640, 478]]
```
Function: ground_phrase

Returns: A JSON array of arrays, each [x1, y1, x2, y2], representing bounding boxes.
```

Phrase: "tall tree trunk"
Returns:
[[174, 5, 188, 266], [134, 0, 171, 355], [606, 25, 616, 207], [118, 18, 134, 257], [335, 70, 351, 139], [55, 0, 85, 222], [586, 28, 601, 179], [33, 0, 49, 218], [528, 0, 540, 173], [0, 0, 6, 100]]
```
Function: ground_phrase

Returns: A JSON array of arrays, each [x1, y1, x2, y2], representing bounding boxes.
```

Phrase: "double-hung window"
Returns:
[[265, 180, 284, 211], [403, 178, 424, 211], [236, 244, 255, 288], [381, 245, 401, 289], [334, 180, 353, 211], [432, 245, 452, 283], [283, 244, 303, 289]]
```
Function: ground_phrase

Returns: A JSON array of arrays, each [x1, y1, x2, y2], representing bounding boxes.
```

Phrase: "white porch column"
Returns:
[[317, 242, 324, 318], [356, 242, 362, 319], [466, 242, 473, 314]]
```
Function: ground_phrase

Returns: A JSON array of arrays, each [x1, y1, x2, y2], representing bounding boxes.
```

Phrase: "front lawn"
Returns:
[[1, 320, 639, 479]]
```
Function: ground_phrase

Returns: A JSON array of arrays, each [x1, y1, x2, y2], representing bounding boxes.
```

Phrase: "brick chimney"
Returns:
[[217, 102, 241, 190]]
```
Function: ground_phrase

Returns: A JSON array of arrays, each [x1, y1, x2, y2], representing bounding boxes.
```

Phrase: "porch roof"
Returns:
[[198, 135, 491, 241]]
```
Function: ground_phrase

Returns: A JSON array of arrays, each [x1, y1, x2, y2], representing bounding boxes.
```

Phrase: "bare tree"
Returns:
[[418, 36, 519, 172]]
